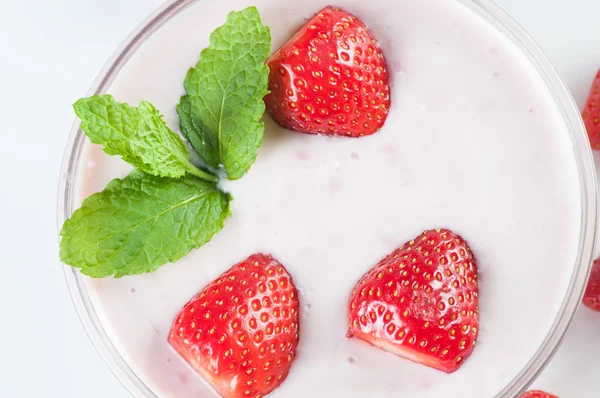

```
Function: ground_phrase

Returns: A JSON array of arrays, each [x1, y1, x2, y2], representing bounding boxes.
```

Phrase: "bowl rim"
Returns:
[[57, 0, 598, 396]]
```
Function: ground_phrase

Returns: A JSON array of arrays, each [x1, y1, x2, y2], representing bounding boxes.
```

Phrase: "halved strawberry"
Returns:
[[168, 254, 300, 398], [347, 229, 479, 373], [520, 391, 558, 398], [265, 6, 391, 137], [583, 257, 600, 311], [582, 70, 600, 149]]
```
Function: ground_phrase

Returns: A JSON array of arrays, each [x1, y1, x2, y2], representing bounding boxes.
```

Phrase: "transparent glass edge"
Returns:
[[461, 1, 598, 397], [56, 0, 197, 397], [56, 0, 598, 397]]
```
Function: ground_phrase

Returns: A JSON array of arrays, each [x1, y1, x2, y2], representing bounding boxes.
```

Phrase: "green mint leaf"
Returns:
[[59, 170, 231, 278], [74, 95, 218, 182], [182, 6, 271, 180], [177, 95, 221, 172]]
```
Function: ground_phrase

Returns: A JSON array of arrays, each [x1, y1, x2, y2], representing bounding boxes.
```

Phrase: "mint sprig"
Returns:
[[75, 95, 217, 182], [61, 7, 270, 278], [60, 170, 230, 278], [178, 6, 271, 180]]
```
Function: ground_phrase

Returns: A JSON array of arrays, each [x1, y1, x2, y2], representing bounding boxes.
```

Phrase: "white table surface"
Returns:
[[0, 0, 598, 396]]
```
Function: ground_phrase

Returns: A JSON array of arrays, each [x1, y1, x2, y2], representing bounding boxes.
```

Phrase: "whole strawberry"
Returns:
[[347, 229, 479, 373], [520, 391, 558, 398], [583, 70, 600, 149], [583, 257, 600, 311], [169, 254, 299, 398], [265, 6, 391, 137]]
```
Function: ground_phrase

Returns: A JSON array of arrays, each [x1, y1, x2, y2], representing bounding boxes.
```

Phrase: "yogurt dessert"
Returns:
[[64, 0, 582, 397]]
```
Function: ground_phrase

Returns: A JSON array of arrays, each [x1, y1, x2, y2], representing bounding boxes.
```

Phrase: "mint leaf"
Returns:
[[178, 95, 220, 172], [75, 95, 217, 182], [59, 170, 231, 278], [181, 6, 271, 180]]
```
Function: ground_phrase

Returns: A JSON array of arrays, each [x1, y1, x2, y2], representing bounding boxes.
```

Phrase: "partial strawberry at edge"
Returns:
[[265, 6, 391, 137], [347, 229, 479, 373], [168, 253, 300, 398], [520, 391, 559, 398], [582, 70, 600, 149], [583, 257, 600, 311]]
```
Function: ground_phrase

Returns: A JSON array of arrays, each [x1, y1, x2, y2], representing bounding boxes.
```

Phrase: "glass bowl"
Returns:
[[57, 0, 597, 397]]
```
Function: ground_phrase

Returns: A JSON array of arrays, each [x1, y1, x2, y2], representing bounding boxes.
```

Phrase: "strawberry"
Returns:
[[520, 391, 558, 398], [168, 254, 300, 398], [582, 70, 600, 149], [347, 229, 479, 373], [583, 257, 600, 311], [265, 6, 391, 137]]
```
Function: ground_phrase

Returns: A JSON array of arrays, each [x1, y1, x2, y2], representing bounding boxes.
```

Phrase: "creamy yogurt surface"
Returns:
[[76, 0, 581, 396]]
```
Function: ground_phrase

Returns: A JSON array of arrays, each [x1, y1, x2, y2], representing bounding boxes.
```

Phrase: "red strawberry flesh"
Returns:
[[583, 70, 600, 149], [583, 257, 600, 311], [168, 253, 299, 398], [265, 6, 391, 137], [520, 391, 558, 398], [347, 229, 479, 373]]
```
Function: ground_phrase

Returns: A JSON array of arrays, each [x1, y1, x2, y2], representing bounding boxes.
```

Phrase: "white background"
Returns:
[[0, 0, 599, 396]]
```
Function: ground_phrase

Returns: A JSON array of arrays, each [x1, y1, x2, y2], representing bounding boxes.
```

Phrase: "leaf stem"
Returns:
[[185, 163, 219, 182]]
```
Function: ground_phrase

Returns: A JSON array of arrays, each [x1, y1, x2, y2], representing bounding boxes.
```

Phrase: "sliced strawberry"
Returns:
[[583, 257, 600, 311], [265, 6, 391, 137], [347, 229, 479, 373], [520, 391, 558, 398], [583, 70, 600, 149], [168, 254, 300, 398]]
